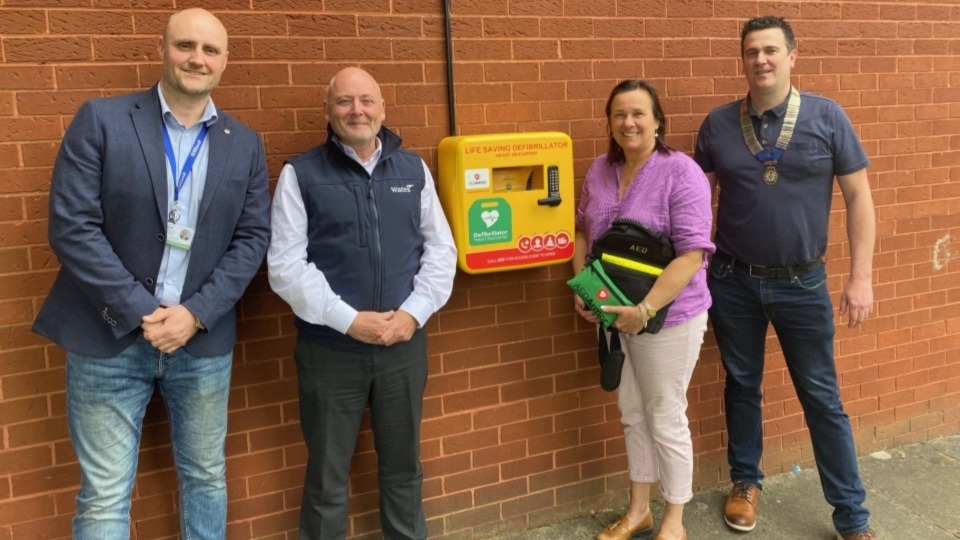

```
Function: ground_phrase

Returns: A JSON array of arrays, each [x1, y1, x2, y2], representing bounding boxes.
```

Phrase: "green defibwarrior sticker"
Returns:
[[468, 198, 512, 246]]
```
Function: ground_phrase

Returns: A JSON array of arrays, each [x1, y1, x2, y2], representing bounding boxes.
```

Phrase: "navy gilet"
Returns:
[[288, 126, 425, 352]]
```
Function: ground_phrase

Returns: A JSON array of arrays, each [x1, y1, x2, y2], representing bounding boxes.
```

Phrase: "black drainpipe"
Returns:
[[444, 0, 456, 136]]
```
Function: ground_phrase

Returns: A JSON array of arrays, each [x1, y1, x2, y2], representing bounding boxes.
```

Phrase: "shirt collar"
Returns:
[[338, 136, 383, 169], [157, 85, 219, 129], [747, 87, 792, 119]]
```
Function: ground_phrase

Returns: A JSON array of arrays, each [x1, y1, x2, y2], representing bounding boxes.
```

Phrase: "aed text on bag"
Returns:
[[570, 282, 608, 322]]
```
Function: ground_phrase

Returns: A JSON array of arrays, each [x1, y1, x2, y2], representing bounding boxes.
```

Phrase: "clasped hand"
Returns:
[[141, 305, 198, 354], [347, 309, 417, 346]]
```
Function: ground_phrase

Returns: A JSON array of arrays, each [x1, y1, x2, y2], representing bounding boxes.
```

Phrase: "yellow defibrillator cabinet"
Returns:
[[438, 132, 575, 274]]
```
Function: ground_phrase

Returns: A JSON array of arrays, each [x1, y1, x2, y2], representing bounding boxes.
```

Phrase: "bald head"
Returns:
[[325, 68, 386, 159], [164, 8, 228, 49], [327, 67, 381, 102], [158, 8, 229, 106]]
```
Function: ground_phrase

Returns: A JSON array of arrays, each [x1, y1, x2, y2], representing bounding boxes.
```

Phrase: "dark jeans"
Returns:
[[708, 259, 870, 535], [295, 330, 428, 540]]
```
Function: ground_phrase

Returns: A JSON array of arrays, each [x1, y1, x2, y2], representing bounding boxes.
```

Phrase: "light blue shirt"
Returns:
[[155, 86, 219, 306]]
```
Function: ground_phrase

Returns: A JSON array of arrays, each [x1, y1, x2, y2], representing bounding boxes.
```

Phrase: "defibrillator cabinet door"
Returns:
[[438, 132, 575, 274]]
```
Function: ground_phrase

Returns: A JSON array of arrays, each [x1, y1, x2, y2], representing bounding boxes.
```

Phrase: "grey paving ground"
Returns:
[[494, 435, 960, 539]]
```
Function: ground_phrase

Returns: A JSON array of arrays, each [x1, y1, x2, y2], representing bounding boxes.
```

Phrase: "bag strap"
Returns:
[[598, 325, 607, 361], [598, 325, 624, 360], [597, 326, 625, 391]]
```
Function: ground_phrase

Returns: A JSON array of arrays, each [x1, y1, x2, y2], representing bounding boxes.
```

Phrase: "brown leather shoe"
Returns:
[[597, 511, 654, 540], [723, 482, 760, 532], [837, 529, 879, 540]]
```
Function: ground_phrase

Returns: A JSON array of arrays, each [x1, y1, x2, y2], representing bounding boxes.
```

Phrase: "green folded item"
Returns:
[[566, 259, 635, 329]]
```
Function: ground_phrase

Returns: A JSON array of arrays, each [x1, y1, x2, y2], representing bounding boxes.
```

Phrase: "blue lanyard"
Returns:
[[162, 122, 209, 206]]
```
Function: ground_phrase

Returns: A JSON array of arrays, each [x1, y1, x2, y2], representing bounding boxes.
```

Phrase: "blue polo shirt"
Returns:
[[694, 90, 870, 267]]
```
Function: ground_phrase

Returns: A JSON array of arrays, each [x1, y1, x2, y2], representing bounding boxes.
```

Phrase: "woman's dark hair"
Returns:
[[604, 79, 671, 166], [740, 16, 796, 54]]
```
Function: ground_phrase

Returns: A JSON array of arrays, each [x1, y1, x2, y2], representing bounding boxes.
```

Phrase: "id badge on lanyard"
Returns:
[[163, 122, 208, 251]]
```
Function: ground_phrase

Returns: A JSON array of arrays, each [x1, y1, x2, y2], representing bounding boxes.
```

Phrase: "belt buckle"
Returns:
[[748, 264, 765, 278]]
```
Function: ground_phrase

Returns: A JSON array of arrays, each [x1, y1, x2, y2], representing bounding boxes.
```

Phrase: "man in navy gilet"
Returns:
[[268, 67, 456, 539]]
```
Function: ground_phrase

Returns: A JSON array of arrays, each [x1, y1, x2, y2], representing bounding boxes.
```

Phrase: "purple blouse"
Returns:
[[575, 149, 715, 327]]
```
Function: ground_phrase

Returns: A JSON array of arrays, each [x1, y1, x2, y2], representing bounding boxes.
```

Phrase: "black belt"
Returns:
[[713, 250, 823, 279]]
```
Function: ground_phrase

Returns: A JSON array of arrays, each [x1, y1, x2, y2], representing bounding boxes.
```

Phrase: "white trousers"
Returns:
[[613, 310, 708, 504]]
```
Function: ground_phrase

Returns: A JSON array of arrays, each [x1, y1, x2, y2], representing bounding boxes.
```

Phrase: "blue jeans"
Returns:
[[66, 335, 231, 539], [708, 259, 870, 535]]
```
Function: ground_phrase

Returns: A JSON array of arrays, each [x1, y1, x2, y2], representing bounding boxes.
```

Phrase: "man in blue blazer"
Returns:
[[32, 8, 270, 538]]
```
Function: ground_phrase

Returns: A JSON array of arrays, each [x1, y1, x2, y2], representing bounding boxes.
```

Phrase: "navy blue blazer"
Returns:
[[33, 86, 271, 358]]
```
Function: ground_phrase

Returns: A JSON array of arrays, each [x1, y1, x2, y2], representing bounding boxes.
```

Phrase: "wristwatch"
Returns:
[[194, 316, 206, 331], [640, 300, 657, 318]]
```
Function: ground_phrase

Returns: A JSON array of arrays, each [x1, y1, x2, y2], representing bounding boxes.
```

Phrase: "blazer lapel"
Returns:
[[197, 113, 235, 224], [130, 87, 169, 223]]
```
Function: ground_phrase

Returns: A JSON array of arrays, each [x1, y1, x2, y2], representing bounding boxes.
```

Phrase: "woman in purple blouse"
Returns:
[[573, 80, 715, 540]]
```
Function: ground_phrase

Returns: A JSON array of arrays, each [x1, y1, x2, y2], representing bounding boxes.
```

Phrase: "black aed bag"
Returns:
[[588, 219, 676, 391]]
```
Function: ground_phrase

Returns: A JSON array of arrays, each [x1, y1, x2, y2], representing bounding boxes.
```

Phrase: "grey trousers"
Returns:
[[295, 330, 428, 540]]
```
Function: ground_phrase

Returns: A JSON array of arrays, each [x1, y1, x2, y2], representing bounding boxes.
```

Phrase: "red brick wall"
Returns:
[[2, 1, 959, 538]]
